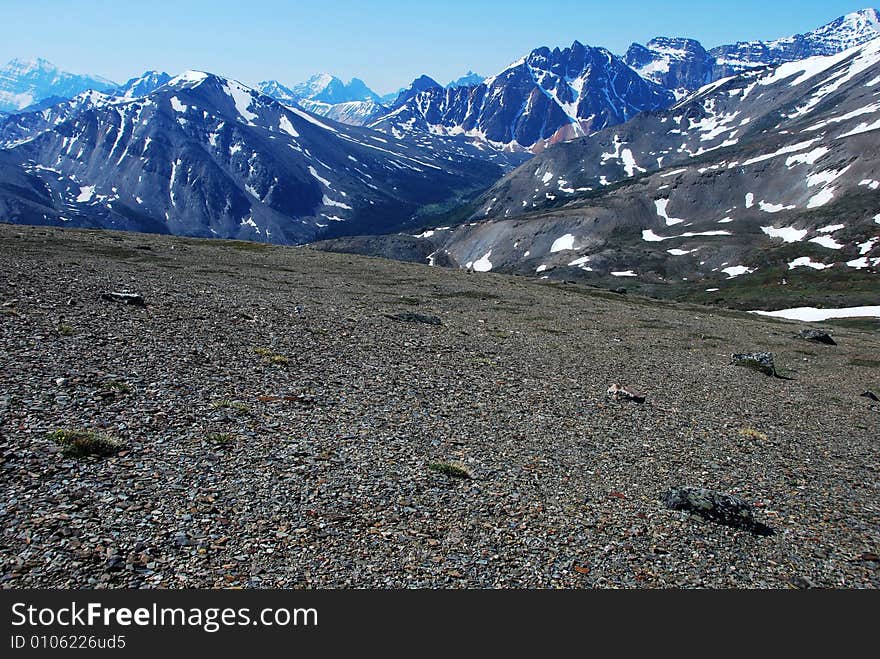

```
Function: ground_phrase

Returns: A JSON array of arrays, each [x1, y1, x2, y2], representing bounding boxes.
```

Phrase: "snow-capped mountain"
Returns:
[[712, 7, 880, 76], [0, 57, 116, 113], [336, 39, 880, 306], [257, 74, 385, 125], [0, 89, 114, 148], [626, 8, 880, 95], [290, 73, 381, 104], [254, 79, 299, 104], [387, 75, 444, 107], [447, 71, 484, 88], [368, 42, 675, 153], [116, 71, 172, 99], [0, 71, 507, 243], [623, 38, 713, 96]]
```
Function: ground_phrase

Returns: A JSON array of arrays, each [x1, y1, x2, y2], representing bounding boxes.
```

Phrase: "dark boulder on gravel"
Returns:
[[662, 486, 774, 536], [101, 292, 146, 307], [798, 329, 836, 346], [861, 390, 879, 402], [606, 383, 645, 403], [385, 312, 442, 326], [732, 352, 776, 376]]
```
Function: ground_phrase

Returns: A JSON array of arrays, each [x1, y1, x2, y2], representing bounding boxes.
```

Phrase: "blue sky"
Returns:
[[2, 0, 874, 93]]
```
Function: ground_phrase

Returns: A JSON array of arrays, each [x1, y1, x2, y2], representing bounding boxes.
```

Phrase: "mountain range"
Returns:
[[0, 8, 878, 308], [323, 31, 880, 309], [0, 71, 510, 243], [6, 9, 878, 145]]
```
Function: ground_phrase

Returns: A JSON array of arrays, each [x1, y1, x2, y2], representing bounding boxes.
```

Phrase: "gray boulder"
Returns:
[[732, 352, 776, 376], [798, 329, 836, 345], [662, 485, 774, 536]]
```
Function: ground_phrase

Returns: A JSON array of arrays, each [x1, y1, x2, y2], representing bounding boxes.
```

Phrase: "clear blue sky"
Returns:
[[2, 0, 874, 93]]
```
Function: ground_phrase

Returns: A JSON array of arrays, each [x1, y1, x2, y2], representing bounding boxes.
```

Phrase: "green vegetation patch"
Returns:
[[428, 462, 472, 479], [49, 429, 125, 458]]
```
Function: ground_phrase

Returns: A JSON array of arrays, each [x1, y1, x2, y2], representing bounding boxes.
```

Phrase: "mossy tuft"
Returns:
[[48, 429, 125, 458], [428, 462, 471, 479]]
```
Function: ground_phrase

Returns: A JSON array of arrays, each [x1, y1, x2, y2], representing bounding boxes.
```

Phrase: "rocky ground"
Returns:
[[1, 223, 878, 588]]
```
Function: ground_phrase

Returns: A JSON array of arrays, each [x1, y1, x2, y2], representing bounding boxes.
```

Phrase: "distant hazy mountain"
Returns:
[[447, 71, 484, 88], [256, 74, 386, 125], [0, 57, 116, 113], [116, 71, 172, 99]]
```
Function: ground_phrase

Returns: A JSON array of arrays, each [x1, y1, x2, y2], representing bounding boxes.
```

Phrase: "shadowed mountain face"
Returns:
[[319, 39, 880, 309], [368, 42, 675, 153], [0, 71, 508, 244]]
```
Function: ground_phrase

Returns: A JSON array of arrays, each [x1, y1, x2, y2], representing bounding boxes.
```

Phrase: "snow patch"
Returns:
[[654, 198, 685, 226], [761, 226, 807, 243], [751, 306, 880, 322], [223, 80, 258, 124], [722, 266, 754, 278], [308, 165, 333, 188], [322, 195, 351, 209], [550, 233, 575, 253], [809, 235, 844, 249], [788, 257, 832, 270], [785, 147, 829, 167], [76, 185, 95, 203], [278, 115, 299, 138], [806, 189, 835, 208], [758, 200, 796, 213], [472, 251, 493, 272], [858, 237, 879, 254], [642, 229, 731, 242]]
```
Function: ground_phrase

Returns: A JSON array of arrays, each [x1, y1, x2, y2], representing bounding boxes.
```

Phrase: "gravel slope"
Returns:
[[1, 223, 878, 588]]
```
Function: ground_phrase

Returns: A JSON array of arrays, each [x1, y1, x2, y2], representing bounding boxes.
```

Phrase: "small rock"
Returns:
[[860, 390, 879, 402], [798, 329, 836, 345], [171, 532, 191, 547], [789, 575, 817, 589], [384, 312, 442, 326], [104, 555, 125, 571], [662, 485, 774, 536], [101, 292, 146, 307], [606, 383, 645, 403], [611, 287, 627, 295], [732, 352, 776, 376]]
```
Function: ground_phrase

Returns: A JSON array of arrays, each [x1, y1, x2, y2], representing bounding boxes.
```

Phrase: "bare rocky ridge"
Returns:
[[1, 224, 878, 588]]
